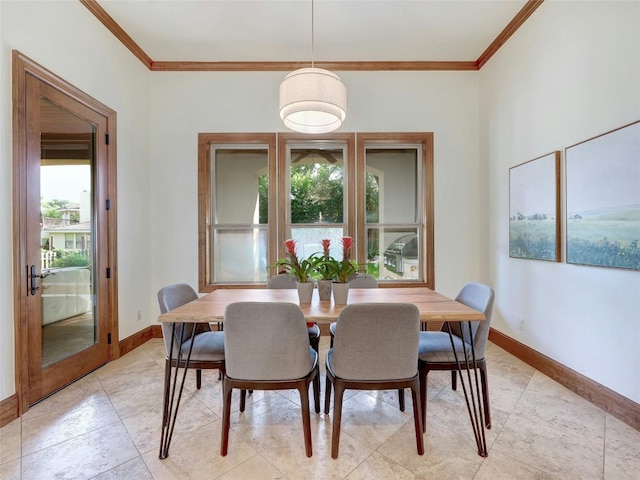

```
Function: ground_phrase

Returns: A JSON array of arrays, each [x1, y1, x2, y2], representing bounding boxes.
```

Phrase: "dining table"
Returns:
[[157, 286, 488, 458]]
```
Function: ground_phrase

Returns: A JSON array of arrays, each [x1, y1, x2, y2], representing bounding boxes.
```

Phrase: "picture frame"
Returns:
[[565, 121, 640, 270], [509, 151, 561, 262]]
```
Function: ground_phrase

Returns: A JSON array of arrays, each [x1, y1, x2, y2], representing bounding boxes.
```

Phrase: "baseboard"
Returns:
[[118, 324, 162, 357], [489, 328, 639, 432], [0, 394, 19, 428]]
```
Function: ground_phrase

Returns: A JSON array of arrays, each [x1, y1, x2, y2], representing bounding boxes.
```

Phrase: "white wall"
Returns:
[[479, 1, 640, 403], [12, 0, 635, 410], [0, 1, 152, 400], [148, 71, 482, 305]]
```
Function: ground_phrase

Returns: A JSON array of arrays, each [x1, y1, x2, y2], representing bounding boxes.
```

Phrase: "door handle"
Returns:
[[29, 265, 40, 296]]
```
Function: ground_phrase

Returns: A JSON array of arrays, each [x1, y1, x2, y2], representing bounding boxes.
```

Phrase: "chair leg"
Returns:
[[310, 335, 320, 355], [298, 379, 313, 457], [451, 370, 457, 390], [313, 365, 321, 414], [331, 381, 346, 459], [398, 388, 405, 412], [220, 379, 232, 456], [324, 375, 332, 414], [162, 360, 171, 427], [479, 359, 491, 429], [410, 380, 424, 455], [196, 369, 202, 389], [419, 363, 429, 433], [240, 389, 247, 412]]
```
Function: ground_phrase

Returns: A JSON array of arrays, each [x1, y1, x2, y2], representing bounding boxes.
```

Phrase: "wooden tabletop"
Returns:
[[158, 287, 485, 324]]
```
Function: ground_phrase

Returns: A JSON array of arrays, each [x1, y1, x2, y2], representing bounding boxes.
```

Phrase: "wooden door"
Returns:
[[13, 51, 118, 408]]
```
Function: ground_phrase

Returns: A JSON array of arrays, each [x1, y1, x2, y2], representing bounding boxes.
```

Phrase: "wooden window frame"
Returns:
[[198, 132, 433, 290], [356, 133, 434, 288], [198, 133, 277, 292]]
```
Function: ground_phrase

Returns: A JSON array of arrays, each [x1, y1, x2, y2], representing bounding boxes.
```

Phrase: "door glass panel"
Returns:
[[39, 98, 96, 367]]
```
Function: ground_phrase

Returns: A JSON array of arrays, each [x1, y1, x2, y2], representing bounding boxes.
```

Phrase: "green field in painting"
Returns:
[[509, 219, 557, 261], [567, 209, 640, 269]]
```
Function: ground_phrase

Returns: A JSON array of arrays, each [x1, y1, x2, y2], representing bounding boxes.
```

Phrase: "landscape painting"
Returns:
[[566, 121, 640, 270], [509, 152, 561, 262]]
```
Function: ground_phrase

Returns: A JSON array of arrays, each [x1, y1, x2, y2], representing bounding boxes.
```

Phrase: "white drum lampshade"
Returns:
[[279, 67, 347, 134]]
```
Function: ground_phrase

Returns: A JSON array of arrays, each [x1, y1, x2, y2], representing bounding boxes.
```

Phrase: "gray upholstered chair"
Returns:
[[329, 273, 378, 347], [324, 303, 424, 459], [267, 273, 321, 355], [157, 283, 225, 430], [418, 282, 495, 431], [220, 302, 320, 457]]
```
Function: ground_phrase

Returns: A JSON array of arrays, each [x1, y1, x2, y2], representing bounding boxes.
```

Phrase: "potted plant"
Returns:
[[310, 239, 336, 301], [323, 236, 358, 304], [270, 239, 316, 303]]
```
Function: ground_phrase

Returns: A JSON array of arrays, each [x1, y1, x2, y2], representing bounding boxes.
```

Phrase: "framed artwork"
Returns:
[[565, 121, 640, 270], [509, 151, 561, 262]]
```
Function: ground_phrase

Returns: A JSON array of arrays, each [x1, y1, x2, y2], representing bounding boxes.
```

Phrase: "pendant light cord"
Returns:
[[311, 0, 315, 68]]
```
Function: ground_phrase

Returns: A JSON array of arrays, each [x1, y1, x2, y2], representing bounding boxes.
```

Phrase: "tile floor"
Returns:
[[1, 338, 639, 480]]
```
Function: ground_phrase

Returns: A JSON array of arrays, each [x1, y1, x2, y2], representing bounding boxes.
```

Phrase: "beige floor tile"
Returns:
[[511, 386, 606, 441], [123, 392, 217, 455], [22, 392, 121, 456], [604, 414, 640, 480], [378, 420, 483, 479], [93, 457, 154, 479], [6, 339, 637, 480], [331, 391, 414, 451], [142, 422, 257, 480], [253, 414, 374, 480], [21, 422, 139, 480], [490, 412, 604, 479], [0, 457, 21, 480], [344, 451, 419, 480], [0, 418, 22, 463], [605, 413, 640, 455], [22, 373, 105, 420], [217, 454, 286, 479], [474, 450, 560, 480]]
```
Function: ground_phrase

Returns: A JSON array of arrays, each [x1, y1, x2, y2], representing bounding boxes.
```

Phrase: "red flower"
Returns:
[[341, 236, 353, 261], [284, 239, 301, 268], [321, 239, 331, 259], [271, 239, 314, 283]]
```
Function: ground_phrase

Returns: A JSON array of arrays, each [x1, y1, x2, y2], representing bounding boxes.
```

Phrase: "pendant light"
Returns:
[[279, 0, 347, 134]]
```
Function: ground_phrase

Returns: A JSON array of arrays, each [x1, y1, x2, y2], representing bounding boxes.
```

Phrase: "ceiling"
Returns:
[[86, 0, 541, 70]]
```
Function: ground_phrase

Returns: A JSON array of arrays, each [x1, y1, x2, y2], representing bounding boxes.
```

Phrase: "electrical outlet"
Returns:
[[137, 310, 142, 321], [518, 317, 525, 331]]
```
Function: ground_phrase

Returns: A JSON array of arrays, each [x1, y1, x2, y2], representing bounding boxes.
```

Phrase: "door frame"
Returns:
[[12, 50, 119, 414]]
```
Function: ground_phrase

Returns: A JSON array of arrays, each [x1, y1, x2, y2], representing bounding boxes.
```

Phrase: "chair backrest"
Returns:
[[332, 303, 419, 380], [223, 302, 313, 380], [449, 282, 495, 359], [266, 273, 297, 289], [348, 274, 378, 288], [157, 283, 200, 356]]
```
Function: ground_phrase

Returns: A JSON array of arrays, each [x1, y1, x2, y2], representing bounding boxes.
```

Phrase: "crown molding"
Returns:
[[80, 0, 543, 72]]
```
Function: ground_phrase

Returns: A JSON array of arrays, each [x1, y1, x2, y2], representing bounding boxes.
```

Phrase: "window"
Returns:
[[198, 134, 276, 291], [277, 133, 356, 263], [357, 133, 434, 287], [199, 132, 433, 290]]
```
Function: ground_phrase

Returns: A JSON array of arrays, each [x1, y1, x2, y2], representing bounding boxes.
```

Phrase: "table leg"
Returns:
[[159, 323, 196, 459], [444, 321, 488, 457]]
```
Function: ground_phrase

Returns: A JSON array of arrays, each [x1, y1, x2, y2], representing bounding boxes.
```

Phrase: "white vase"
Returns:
[[296, 281, 314, 304], [332, 282, 349, 305], [317, 280, 333, 301]]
